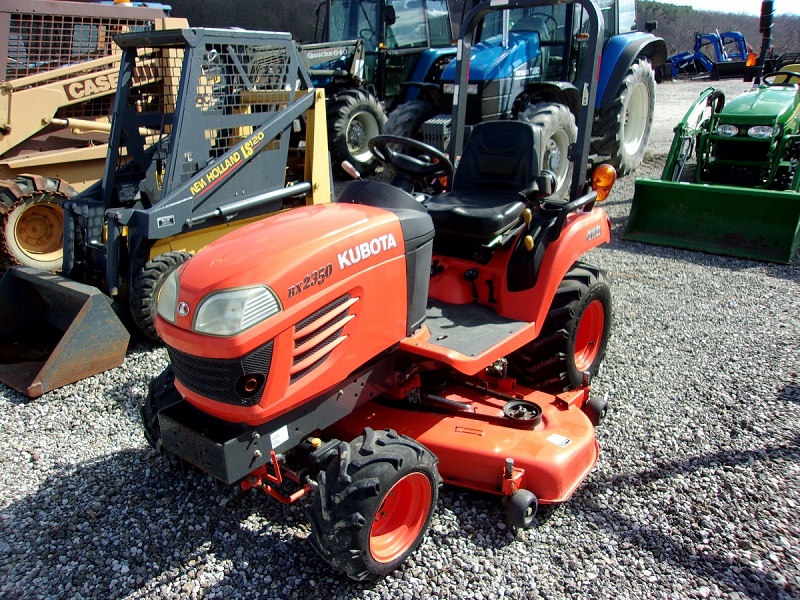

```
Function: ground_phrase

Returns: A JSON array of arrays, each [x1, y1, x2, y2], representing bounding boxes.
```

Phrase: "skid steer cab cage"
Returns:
[[61, 27, 330, 299]]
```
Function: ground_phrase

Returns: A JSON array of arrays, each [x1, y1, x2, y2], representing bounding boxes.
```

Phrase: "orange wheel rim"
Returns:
[[369, 472, 432, 563], [574, 299, 605, 372], [15, 202, 63, 261]]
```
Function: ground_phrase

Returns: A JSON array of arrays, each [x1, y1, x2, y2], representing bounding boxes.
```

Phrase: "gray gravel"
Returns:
[[2, 77, 799, 600]]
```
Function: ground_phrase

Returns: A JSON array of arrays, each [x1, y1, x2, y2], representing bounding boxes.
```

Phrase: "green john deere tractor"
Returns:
[[625, 0, 800, 264]]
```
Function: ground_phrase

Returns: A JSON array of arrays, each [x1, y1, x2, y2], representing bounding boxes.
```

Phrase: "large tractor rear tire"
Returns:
[[384, 100, 437, 140], [508, 262, 611, 392], [0, 176, 74, 273], [518, 102, 577, 199], [307, 428, 440, 582], [130, 251, 193, 342], [592, 58, 656, 177], [329, 89, 386, 177]]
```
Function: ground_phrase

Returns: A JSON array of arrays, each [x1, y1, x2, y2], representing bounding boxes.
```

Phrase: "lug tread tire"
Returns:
[[0, 176, 74, 272], [130, 251, 192, 342], [518, 102, 577, 199], [384, 100, 437, 139], [141, 365, 181, 452], [329, 89, 387, 176], [591, 58, 656, 177], [307, 428, 441, 582], [508, 262, 611, 392]]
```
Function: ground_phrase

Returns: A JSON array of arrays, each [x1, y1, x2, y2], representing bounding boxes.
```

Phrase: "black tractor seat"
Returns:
[[425, 120, 541, 245]]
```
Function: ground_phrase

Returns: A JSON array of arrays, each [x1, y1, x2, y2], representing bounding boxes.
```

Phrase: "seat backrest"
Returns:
[[773, 63, 800, 83], [452, 120, 538, 194]]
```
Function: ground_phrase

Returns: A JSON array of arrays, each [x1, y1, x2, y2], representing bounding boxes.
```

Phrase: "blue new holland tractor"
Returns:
[[387, 0, 666, 183]]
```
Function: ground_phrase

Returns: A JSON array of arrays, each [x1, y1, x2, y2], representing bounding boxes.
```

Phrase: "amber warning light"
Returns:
[[591, 164, 617, 202]]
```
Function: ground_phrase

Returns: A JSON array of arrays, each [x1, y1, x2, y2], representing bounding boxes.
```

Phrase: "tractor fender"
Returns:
[[515, 82, 581, 119], [499, 207, 611, 324], [597, 33, 667, 111], [403, 48, 457, 102]]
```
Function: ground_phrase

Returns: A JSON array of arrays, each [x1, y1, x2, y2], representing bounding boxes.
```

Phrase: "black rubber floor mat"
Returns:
[[424, 300, 528, 357]]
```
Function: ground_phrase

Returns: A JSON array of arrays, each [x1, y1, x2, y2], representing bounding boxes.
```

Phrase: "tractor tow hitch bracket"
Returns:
[[241, 450, 314, 505]]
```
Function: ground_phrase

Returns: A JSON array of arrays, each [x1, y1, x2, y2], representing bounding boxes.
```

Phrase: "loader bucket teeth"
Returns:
[[0, 267, 129, 398]]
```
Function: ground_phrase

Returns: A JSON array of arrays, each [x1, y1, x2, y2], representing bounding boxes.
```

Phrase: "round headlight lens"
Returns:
[[156, 269, 179, 324], [715, 124, 739, 137], [747, 125, 774, 139], [194, 286, 281, 336]]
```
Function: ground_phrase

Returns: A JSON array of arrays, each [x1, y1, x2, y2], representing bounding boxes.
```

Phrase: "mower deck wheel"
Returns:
[[505, 489, 538, 529], [307, 428, 441, 581]]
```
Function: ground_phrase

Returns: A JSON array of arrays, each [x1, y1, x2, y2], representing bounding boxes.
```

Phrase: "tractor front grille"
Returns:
[[291, 294, 355, 384], [168, 341, 273, 406], [713, 139, 770, 163]]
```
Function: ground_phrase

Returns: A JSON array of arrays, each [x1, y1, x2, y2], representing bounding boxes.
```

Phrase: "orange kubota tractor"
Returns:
[[0, 0, 186, 272], [143, 0, 616, 581]]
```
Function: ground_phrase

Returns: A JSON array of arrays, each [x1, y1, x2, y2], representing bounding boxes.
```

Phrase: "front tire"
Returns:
[[142, 365, 181, 452], [328, 89, 386, 177], [591, 58, 656, 177], [307, 428, 440, 582], [0, 176, 73, 272], [518, 102, 577, 199], [508, 262, 611, 392], [130, 251, 193, 342]]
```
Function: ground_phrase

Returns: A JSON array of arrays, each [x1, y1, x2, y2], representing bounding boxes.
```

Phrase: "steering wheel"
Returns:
[[368, 135, 453, 180], [762, 70, 800, 86]]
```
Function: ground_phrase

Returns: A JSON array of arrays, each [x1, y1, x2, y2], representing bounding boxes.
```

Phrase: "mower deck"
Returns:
[[328, 382, 599, 503]]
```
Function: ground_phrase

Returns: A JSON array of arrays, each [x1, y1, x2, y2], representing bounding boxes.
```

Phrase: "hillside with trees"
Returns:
[[165, 0, 800, 56], [638, 2, 798, 55]]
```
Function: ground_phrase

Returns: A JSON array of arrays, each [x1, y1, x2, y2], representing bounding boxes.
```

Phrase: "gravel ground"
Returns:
[[1, 77, 799, 600]]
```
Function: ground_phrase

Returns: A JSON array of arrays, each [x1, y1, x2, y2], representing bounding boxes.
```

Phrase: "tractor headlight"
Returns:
[[194, 286, 281, 336], [747, 125, 774, 139], [156, 269, 180, 324], [715, 124, 739, 137], [443, 83, 478, 95]]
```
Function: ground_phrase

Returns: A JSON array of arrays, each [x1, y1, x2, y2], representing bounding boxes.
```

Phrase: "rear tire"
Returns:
[[130, 251, 193, 342], [0, 176, 74, 272], [518, 102, 577, 199], [307, 428, 440, 581], [508, 262, 611, 392], [591, 58, 655, 177], [329, 89, 386, 177], [384, 100, 437, 140]]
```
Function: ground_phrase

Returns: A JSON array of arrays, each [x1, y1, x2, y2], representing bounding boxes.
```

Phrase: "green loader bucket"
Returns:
[[624, 180, 800, 264], [0, 267, 130, 398]]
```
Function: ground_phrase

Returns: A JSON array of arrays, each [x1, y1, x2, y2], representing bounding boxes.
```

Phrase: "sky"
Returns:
[[652, 0, 800, 16]]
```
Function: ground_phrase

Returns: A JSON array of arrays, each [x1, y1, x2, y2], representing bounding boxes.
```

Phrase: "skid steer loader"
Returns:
[[0, 27, 331, 398], [625, 0, 800, 263], [0, 0, 187, 272]]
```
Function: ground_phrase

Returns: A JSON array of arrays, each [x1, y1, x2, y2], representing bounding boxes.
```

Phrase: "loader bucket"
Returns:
[[0, 267, 130, 398], [624, 180, 800, 264]]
